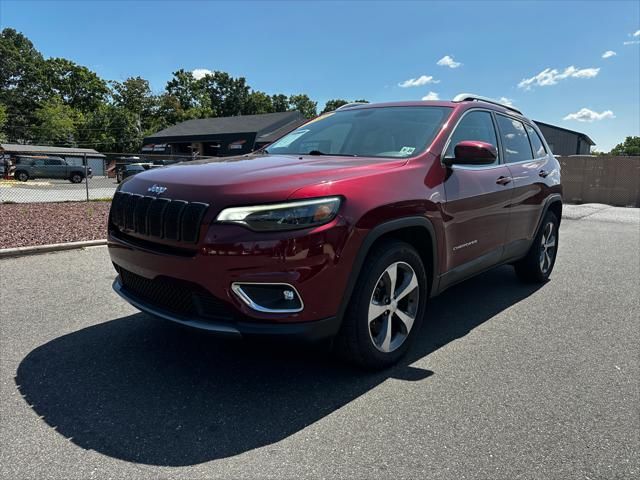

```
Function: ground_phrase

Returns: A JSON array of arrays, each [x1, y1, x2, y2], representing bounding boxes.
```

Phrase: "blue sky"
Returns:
[[1, 0, 639, 151]]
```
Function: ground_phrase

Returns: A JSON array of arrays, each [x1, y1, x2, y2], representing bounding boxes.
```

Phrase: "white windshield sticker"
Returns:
[[400, 146, 416, 155], [273, 129, 309, 147]]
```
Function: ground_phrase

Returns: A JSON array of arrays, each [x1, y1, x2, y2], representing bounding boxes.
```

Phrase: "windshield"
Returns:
[[266, 106, 452, 158]]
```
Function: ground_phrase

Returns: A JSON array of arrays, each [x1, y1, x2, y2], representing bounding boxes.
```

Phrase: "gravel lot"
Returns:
[[0, 208, 638, 480], [0, 202, 110, 248]]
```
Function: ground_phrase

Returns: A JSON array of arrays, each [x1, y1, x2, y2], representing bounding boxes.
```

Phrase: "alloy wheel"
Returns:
[[368, 261, 419, 353], [539, 222, 557, 274]]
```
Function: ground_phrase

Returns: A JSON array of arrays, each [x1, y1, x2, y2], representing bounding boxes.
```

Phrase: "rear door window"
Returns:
[[496, 115, 534, 163], [525, 125, 547, 158]]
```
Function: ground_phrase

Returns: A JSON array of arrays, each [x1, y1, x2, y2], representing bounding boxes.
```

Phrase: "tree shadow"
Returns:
[[15, 266, 542, 466]]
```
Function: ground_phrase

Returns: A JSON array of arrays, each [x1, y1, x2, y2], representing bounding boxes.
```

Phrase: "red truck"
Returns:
[[108, 94, 562, 369]]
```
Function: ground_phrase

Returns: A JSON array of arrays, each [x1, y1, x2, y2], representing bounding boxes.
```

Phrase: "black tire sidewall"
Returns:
[[71, 174, 83, 183], [537, 212, 559, 281], [17, 171, 28, 182], [346, 241, 428, 368], [516, 211, 559, 283]]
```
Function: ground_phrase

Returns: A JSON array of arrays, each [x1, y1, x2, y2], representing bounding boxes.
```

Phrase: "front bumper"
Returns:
[[113, 276, 340, 341]]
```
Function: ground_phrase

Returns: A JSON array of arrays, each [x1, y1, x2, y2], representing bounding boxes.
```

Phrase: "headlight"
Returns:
[[216, 197, 342, 231]]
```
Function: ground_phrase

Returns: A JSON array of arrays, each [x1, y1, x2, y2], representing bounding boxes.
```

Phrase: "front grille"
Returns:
[[110, 192, 208, 244], [117, 267, 234, 322]]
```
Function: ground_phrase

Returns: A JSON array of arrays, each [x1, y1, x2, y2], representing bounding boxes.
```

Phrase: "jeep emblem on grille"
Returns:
[[147, 184, 167, 195]]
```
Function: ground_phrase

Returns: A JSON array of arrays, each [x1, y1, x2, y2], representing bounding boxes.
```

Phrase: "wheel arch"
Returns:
[[336, 217, 439, 325], [535, 194, 563, 237]]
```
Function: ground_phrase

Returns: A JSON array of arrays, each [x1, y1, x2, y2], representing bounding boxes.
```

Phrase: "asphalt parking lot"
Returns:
[[0, 177, 117, 203], [1, 207, 638, 479]]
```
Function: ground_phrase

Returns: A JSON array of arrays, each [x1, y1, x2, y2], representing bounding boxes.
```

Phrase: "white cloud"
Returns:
[[563, 108, 615, 122], [192, 68, 213, 80], [421, 91, 440, 100], [518, 66, 600, 89], [436, 55, 462, 68], [602, 50, 617, 58], [623, 40, 640, 45], [398, 75, 440, 88], [634, 30, 640, 37], [498, 97, 514, 106]]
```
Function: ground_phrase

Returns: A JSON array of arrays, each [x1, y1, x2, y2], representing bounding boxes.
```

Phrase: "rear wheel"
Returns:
[[334, 240, 427, 369], [15, 171, 29, 182], [514, 211, 559, 283]]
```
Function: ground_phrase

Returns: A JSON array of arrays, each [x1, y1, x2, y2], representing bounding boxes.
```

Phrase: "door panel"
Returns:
[[497, 119, 553, 248], [505, 157, 550, 244], [31, 160, 46, 177], [441, 164, 513, 272], [440, 109, 513, 274]]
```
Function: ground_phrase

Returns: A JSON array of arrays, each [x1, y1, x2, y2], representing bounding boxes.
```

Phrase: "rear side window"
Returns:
[[445, 110, 499, 167], [496, 115, 534, 163], [525, 125, 547, 158], [45, 159, 63, 166]]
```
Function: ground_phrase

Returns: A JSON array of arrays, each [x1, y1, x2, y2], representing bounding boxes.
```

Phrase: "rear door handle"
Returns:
[[496, 176, 512, 185], [539, 170, 549, 178]]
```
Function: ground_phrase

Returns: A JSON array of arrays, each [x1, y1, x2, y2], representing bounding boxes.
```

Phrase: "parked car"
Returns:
[[108, 94, 562, 369], [13, 156, 92, 183], [115, 159, 175, 183], [116, 163, 147, 183]]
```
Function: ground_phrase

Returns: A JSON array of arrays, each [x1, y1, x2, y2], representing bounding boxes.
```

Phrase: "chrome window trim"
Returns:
[[231, 282, 304, 314]]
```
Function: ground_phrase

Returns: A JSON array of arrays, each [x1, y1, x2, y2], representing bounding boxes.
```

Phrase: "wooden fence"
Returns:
[[559, 156, 640, 207]]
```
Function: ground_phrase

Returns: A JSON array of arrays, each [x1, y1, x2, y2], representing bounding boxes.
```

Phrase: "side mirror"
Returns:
[[444, 141, 497, 166]]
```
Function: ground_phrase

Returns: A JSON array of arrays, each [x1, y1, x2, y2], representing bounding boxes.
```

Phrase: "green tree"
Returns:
[[0, 28, 46, 142], [321, 99, 349, 114], [33, 96, 83, 145], [243, 91, 274, 115], [111, 77, 154, 115], [43, 58, 109, 112], [0, 103, 7, 142], [198, 71, 251, 117], [165, 69, 205, 112], [289, 94, 317, 118], [321, 99, 369, 113], [111, 76, 159, 137], [271, 94, 289, 112], [609, 136, 640, 156]]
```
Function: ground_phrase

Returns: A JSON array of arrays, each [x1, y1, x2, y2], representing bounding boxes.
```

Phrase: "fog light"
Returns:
[[232, 283, 303, 313]]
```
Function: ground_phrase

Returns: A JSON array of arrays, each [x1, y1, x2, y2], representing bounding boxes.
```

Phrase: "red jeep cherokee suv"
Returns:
[[108, 94, 562, 368]]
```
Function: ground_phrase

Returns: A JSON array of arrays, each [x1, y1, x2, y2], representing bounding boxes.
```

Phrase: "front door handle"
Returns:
[[496, 176, 512, 186], [539, 169, 549, 178]]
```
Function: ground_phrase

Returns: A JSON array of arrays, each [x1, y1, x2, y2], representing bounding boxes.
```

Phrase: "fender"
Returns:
[[535, 194, 563, 233], [335, 216, 439, 324]]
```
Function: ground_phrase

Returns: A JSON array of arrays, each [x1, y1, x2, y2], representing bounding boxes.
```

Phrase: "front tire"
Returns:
[[334, 240, 427, 369], [514, 211, 559, 283], [70, 173, 83, 184]]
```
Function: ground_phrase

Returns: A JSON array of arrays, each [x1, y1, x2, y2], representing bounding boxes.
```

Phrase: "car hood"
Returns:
[[119, 153, 405, 207]]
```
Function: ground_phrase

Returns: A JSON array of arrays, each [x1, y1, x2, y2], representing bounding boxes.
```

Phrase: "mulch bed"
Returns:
[[0, 201, 110, 249]]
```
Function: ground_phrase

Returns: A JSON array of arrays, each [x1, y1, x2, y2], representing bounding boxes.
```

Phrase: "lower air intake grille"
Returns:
[[117, 267, 234, 322]]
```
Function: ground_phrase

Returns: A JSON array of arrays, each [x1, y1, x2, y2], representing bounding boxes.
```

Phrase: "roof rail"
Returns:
[[335, 102, 369, 111], [452, 93, 522, 115]]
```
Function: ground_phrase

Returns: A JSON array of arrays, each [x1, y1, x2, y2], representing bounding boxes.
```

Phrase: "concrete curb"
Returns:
[[0, 239, 107, 259]]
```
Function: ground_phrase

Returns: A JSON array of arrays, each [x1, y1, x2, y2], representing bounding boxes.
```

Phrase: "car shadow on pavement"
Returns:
[[15, 265, 542, 466]]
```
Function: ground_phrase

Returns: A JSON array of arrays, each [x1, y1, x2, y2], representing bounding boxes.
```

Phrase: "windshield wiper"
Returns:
[[307, 150, 358, 157]]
